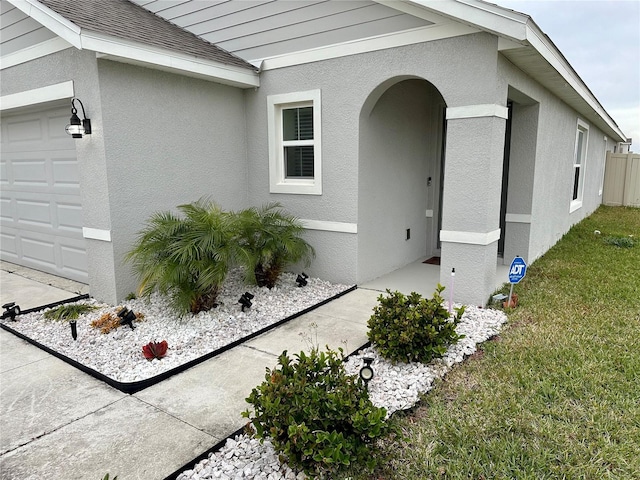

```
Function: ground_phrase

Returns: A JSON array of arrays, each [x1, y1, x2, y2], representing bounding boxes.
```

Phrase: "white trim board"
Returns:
[[505, 214, 531, 224], [0, 81, 74, 111], [82, 227, 111, 242], [257, 22, 477, 71], [440, 229, 501, 245], [300, 220, 357, 234], [446, 104, 509, 120], [1, 37, 72, 70]]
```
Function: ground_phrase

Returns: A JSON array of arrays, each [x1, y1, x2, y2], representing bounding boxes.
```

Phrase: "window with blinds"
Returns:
[[267, 90, 322, 195], [283, 106, 314, 178]]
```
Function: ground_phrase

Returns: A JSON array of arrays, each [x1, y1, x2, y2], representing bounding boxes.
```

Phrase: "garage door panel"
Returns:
[[5, 117, 42, 144], [0, 104, 87, 282], [0, 160, 7, 184], [5, 193, 83, 237], [15, 197, 52, 228], [47, 113, 72, 141], [52, 158, 80, 189], [60, 243, 88, 277], [0, 231, 18, 259], [21, 235, 56, 269], [56, 202, 83, 233], [0, 197, 12, 222], [11, 158, 48, 187]]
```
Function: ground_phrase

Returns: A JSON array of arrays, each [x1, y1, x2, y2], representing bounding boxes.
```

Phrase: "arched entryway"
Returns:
[[357, 77, 447, 284]]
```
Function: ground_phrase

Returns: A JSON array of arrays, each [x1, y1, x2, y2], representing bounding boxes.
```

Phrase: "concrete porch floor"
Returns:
[[361, 257, 511, 300]]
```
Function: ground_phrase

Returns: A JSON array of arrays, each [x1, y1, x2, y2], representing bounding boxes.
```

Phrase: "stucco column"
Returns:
[[439, 105, 508, 306]]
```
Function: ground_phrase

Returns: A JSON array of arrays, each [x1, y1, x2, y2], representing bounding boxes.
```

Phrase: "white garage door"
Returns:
[[0, 104, 88, 282]]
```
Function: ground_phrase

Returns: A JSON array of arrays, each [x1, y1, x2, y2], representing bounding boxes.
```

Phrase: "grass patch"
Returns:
[[43, 303, 97, 321], [347, 206, 640, 479]]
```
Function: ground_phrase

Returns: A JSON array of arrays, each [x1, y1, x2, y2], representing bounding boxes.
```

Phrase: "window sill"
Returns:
[[270, 181, 322, 195], [569, 200, 582, 213]]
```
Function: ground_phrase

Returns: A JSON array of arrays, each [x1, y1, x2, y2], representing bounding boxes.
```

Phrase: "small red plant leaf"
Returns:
[[142, 340, 169, 360]]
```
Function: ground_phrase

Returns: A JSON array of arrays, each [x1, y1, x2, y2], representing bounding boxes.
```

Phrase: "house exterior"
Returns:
[[1, 0, 627, 307]]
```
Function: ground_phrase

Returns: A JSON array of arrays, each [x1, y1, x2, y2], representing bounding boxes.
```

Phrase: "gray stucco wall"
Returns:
[[498, 56, 609, 264], [96, 60, 249, 300], [358, 79, 442, 282], [1, 52, 249, 303], [244, 32, 505, 286]]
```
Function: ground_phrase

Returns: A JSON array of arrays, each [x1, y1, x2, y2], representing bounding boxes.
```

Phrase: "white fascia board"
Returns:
[[0, 36, 72, 69], [0, 80, 74, 111], [401, 0, 529, 42], [258, 22, 477, 71], [7, 0, 81, 48], [523, 24, 626, 142], [85, 32, 259, 88]]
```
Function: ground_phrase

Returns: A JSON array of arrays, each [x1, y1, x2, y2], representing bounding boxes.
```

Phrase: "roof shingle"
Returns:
[[37, 0, 257, 71]]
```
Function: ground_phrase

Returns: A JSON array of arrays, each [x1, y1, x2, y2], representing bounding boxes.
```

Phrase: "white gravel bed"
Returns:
[[177, 304, 508, 480], [1, 269, 350, 383]]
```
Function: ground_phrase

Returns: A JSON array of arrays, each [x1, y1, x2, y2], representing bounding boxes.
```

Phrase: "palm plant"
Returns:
[[233, 203, 315, 288], [125, 199, 235, 315]]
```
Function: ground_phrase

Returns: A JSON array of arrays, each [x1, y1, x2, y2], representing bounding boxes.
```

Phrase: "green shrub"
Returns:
[[43, 303, 97, 321], [243, 348, 389, 477], [367, 286, 465, 363], [233, 203, 315, 288], [125, 199, 235, 315]]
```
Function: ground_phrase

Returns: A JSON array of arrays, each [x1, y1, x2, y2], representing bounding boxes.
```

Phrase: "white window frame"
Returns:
[[570, 118, 589, 212], [267, 90, 322, 195]]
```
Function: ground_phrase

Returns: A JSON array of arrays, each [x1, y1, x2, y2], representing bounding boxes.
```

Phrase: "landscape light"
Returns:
[[70, 320, 78, 340], [1, 302, 20, 321], [117, 307, 137, 330], [296, 272, 309, 287], [238, 292, 254, 312], [359, 357, 375, 385]]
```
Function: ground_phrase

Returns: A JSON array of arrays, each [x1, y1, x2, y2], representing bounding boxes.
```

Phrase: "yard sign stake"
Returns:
[[508, 256, 527, 306], [449, 268, 455, 314]]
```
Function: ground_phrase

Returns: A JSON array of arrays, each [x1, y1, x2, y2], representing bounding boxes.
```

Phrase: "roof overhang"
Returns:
[[383, 0, 626, 142], [6, 0, 260, 89]]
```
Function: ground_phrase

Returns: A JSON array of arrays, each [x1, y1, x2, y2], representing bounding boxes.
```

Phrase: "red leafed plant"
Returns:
[[142, 340, 168, 360]]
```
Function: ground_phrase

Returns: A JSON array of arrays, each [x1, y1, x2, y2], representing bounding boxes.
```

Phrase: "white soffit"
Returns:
[[5, 0, 259, 88]]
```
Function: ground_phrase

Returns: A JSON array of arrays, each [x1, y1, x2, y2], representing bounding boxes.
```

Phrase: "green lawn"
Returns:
[[350, 206, 640, 479]]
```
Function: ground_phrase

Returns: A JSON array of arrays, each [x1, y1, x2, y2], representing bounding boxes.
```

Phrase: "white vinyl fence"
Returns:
[[603, 152, 640, 207]]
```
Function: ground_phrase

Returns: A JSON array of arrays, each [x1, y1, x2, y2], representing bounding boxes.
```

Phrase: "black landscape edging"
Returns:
[[162, 339, 373, 480], [1, 285, 358, 394], [1, 294, 90, 320]]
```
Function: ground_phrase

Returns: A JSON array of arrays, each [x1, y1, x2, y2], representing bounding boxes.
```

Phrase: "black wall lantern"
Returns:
[[65, 98, 91, 138]]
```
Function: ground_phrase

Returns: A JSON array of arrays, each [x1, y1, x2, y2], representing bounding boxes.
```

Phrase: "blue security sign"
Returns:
[[508, 256, 527, 284]]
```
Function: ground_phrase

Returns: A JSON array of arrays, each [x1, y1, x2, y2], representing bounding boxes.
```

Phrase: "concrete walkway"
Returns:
[[0, 260, 510, 479]]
